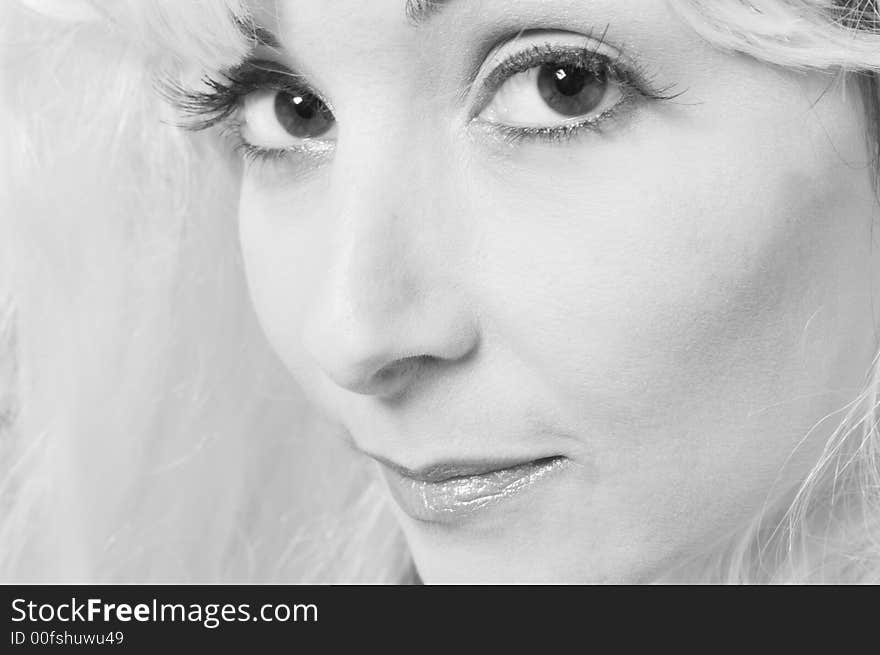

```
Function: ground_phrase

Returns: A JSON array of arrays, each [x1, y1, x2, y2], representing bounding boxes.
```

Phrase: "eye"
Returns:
[[240, 87, 337, 148], [478, 58, 623, 129]]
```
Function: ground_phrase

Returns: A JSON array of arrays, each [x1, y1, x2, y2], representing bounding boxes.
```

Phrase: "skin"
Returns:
[[234, 0, 880, 582]]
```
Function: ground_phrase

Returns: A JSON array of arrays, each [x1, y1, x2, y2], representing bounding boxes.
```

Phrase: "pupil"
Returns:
[[274, 91, 334, 138], [554, 66, 587, 96], [294, 96, 317, 119], [537, 64, 607, 117]]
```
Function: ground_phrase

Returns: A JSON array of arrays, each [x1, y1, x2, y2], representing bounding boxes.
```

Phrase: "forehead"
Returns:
[[249, 0, 684, 53]]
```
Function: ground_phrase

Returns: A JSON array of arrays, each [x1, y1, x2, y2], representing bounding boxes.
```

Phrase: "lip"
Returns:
[[374, 455, 568, 523]]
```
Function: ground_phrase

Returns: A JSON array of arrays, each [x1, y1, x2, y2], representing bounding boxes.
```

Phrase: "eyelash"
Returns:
[[166, 38, 680, 161], [477, 41, 680, 144], [165, 62, 332, 168], [165, 60, 323, 131]]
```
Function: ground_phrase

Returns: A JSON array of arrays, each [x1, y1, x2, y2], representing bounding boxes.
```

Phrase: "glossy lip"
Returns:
[[373, 454, 568, 523]]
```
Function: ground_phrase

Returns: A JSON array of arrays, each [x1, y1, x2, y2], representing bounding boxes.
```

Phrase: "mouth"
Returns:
[[372, 454, 568, 523]]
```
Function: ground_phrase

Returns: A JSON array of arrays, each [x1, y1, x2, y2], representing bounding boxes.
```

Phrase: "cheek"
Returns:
[[237, 175, 330, 384], [466, 88, 875, 529], [476, 150, 847, 406]]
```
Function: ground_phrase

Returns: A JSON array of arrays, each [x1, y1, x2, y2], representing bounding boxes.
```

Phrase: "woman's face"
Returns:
[[234, 0, 879, 582]]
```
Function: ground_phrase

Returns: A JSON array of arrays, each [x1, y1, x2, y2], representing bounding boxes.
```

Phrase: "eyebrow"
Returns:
[[253, 25, 281, 47], [240, 1, 455, 48], [235, 15, 282, 48], [405, 0, 456, 25]]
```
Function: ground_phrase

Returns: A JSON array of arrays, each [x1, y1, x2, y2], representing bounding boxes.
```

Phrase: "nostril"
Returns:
[[373, 355, 427, 389], [304, 296, 480, 397]]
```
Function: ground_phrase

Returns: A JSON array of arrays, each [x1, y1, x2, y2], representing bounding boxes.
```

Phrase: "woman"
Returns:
[[2, 0, 880, 583]]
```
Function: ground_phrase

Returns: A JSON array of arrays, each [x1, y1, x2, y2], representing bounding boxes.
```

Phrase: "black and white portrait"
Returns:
[[3, 0, 880, 585]]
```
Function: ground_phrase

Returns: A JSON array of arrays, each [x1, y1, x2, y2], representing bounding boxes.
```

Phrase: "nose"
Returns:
[[301, 167, 479, 398]]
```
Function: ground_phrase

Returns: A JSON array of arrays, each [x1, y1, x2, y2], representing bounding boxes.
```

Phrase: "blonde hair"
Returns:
[[1, 0, 879, 583]]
